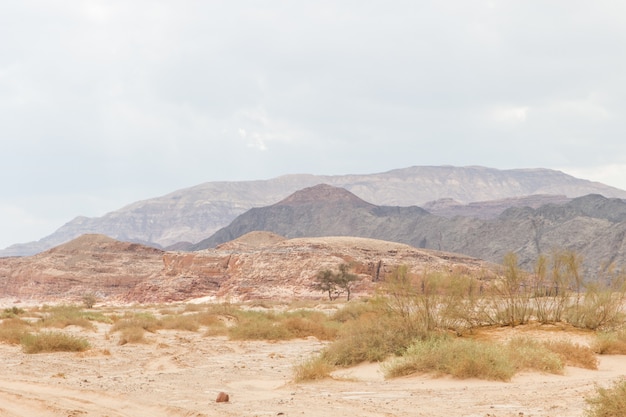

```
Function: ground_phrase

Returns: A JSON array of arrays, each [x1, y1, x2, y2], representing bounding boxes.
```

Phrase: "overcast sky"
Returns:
[[2, 1, 626, 249]]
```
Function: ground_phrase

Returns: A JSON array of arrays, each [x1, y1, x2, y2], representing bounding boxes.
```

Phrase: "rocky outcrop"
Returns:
[[0, 233, 497, 304], [4, 166, 626, 256], [0, 235, 164, 303]]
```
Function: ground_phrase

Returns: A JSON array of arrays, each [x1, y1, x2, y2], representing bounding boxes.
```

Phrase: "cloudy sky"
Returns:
[[1, 1, 626, 249]]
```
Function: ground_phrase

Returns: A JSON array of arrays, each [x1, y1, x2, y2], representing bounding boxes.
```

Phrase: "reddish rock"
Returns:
[[0, 233, 498, 304], [215, 392, 229, 403]]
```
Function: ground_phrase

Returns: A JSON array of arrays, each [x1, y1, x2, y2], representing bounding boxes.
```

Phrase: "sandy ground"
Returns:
[[1, 315, 626, 417]]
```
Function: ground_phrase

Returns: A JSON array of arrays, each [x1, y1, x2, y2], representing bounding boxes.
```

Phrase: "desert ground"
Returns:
[[1, 302, 625, 417]]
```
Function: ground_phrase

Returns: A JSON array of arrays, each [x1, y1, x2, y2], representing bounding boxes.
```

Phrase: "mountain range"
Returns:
[[194, 184, 626, 277], [3, 166, 626, 257]]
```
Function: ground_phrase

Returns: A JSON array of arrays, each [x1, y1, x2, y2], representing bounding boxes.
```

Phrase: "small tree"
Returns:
[[313, 269, 340, 301], [336, 264, 358, 301], [313, 264, 359, 301], [82, 293, 97, 309]]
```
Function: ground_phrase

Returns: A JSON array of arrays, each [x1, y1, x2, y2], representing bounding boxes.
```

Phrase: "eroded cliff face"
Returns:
[[0, 233, 497, 305], [0, 234, 164, 304], [132, 235, 496, 303]]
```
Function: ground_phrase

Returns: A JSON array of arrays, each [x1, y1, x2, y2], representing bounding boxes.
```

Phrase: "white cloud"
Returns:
[[2, 1, 626, 246], [489, 106, 529, 124]]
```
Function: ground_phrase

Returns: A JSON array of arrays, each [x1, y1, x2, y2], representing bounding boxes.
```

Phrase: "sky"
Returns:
[[1, 1, 626, 249]]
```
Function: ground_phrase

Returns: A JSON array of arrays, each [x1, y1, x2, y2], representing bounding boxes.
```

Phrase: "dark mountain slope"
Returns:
[[191, 184, 434, 250], [194, 187, 626, 277]]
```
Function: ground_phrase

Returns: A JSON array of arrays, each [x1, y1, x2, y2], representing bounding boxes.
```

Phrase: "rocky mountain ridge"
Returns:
[[3, 166, 625, 257], [194, 185, 626, 276]]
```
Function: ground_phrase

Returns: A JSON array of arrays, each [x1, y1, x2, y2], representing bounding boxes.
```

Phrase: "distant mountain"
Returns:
[[3, 165, 626, 257], [194, 185, 626, 277]]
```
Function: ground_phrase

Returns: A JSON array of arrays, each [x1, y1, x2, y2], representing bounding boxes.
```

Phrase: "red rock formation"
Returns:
[[0, 233, 497, 304]]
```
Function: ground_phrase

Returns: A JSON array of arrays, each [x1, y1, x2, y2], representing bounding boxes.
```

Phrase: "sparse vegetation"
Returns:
[[1, 306, 26, 319], [0, 318, 32, 345], [37, 305, 111, 330], [592, 330, 626, 354], [228, 309, 337, 341], [293, 355, 335, 382], [544, 339, 598, 369], [585, 379, 626, 417], [384, 334, 516, 381], [20, 331, 90, 353]]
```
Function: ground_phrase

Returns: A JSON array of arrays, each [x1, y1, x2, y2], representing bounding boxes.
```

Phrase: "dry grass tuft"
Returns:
[[384, 335, 516, 381], [37, 305, 112, 330], [544, 339, 598, 369], [293, 356, 335, 382], [117, 327, 147, 345], [0, 318, 32, 345], [161, 314, 200, 332], [585, 379, 626, 417], [506, 337, 564, 374], [110, 312, 161, 333], [323, 312, 416, 366], [592, 330, 626, 355], [20, 331, 90, 353]]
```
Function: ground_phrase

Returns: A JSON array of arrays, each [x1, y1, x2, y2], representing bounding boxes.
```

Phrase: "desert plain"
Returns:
[[1, 300, 625, 417]]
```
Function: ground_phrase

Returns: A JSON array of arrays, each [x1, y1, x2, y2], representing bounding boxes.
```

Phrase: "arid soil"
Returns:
[[1, 306, 625, 417]]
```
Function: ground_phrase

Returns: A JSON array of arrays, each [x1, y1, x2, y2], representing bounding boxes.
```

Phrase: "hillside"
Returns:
[[3, 165, 625, 257], [0, 233, 496, 304], [194, 186, 626, 276]]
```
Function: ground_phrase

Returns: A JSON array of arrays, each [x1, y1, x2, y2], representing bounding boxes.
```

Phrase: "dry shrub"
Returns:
[[0, 318, 31, 345], [323, 311, 416, 366], [183, 303, 206, 312], [228, 312, 292, 341], [38, 305, 112, 330], [592, 331, 626, 354], [195, 312, 224, 326], [228, 310, 337, 341], [384, 335, 516, 381], [544, 339, 598, 369], [506, 337, 563, 374], [111, 312, 161, 333], [585, 379, 626, 417], [117, 326, 147, 345], [196, 312, 229, 336], [331, 300, 378, 323], [1, 306, 25, 319], [161, 314, 200, 332], [282, 310, 338, 340], [293, 356, 335, 382], [20, 331, 90, 353], [38, 305, 94, 330]]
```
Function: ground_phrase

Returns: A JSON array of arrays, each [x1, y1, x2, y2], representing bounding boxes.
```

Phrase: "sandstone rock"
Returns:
[[215, 392, 229, 403], [0, 233, 498, 304]]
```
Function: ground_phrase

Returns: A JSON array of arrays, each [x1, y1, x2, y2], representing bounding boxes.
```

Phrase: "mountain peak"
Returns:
[[273, 184, 372, 207]]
